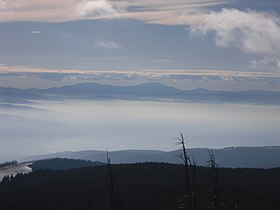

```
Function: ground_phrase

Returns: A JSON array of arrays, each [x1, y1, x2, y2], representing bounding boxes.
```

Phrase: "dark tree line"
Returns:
[[0, 160, 17, 168], [0, 134, 279, 209], [0, 163, 280, 209]]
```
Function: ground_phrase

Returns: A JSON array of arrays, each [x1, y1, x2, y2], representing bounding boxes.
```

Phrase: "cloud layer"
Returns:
[[0, 0, 227, 22], [96, 38, 122, 49], [1, 1, 280, 71], [187, 9, 280, 55], [0, 65, 279, 79], [0, 65, 279, 90], [76, 0, 126, 18], [179, 8, 280, 71]]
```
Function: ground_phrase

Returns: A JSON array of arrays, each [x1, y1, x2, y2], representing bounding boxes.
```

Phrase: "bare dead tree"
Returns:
[[106, 150, 114, 210], [177, 133, 196, 210], [208, 150, 220, 210]]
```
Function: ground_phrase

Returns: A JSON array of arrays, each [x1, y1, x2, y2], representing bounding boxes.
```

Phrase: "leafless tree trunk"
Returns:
[[178, 133, 196, 210], [208, 150, 219, 210], [107, 151, 114, 210]]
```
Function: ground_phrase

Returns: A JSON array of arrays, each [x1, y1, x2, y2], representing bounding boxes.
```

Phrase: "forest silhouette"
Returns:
[[0, 135, 279, 209]]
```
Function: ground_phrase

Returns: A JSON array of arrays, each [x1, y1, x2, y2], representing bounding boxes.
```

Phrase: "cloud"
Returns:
[[0, 0, 76, 22], [0, 0, 227, 23], [219, 73, 234, 81], [186, 9, 280, 55], [31, 30, 42, 34], [250, 57, 280, 71], [182, 8, 280, 71], [96, 38, 122, 49], [1, 65, 279, 79], [76, 0, 126, 18], [60, 32, 75, 39], [1, 65, 280, 90], [123, 0, 229, 25]]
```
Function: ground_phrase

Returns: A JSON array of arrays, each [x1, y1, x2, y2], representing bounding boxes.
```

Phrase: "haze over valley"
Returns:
[[0, 1, 280, 209]]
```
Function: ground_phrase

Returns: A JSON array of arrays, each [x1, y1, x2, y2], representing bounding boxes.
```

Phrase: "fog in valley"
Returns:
[[0, 99, 279, 162]]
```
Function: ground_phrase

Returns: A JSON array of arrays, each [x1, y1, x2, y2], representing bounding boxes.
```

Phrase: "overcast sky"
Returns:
[[0, 0, 280, 90]]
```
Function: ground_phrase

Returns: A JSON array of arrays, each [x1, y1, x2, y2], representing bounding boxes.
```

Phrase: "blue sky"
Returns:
[[0, 0, 280, 90], [1, 0, 280, 160]]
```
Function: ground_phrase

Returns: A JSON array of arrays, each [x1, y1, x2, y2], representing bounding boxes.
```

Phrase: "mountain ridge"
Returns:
[[1, 82, 280, 104], [22, 146, 280, 169]]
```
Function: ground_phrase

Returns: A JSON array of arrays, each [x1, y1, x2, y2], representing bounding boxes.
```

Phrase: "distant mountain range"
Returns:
[[1, 146, 279, 181], [1, 82, 280, 104], [22, 146, 280, 169]]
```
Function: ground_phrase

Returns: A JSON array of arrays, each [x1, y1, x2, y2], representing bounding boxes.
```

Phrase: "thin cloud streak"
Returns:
[[0, 0, 76, 22], [121, 1, 229, 25], [0, 0, 228, 23], [1, 65, 279, 91], [31, 30, 42, 34], [96, 38, 122, 49], [75, 0, 126, 18], [0, 65, 279, 79]]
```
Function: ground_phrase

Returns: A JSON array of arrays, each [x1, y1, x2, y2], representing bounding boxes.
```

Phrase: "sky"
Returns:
[[0, 0, 280, 90], [1, 0, 280, 160]]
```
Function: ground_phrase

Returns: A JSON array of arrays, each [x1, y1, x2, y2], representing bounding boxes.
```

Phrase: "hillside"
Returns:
[[23, 146, 280, 169], [0, 163, 279, 210], [30, 158, 105, 171], [0, 162, 32, 181]]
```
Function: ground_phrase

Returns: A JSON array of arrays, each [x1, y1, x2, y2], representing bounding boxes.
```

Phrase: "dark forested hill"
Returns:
[[23, 146, 280, 168], [30, 158, 105, 171], [0, 163, 279, 210]]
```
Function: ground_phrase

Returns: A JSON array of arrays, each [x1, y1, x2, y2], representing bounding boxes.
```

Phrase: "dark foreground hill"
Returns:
[[0, 163, 279, 210]]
